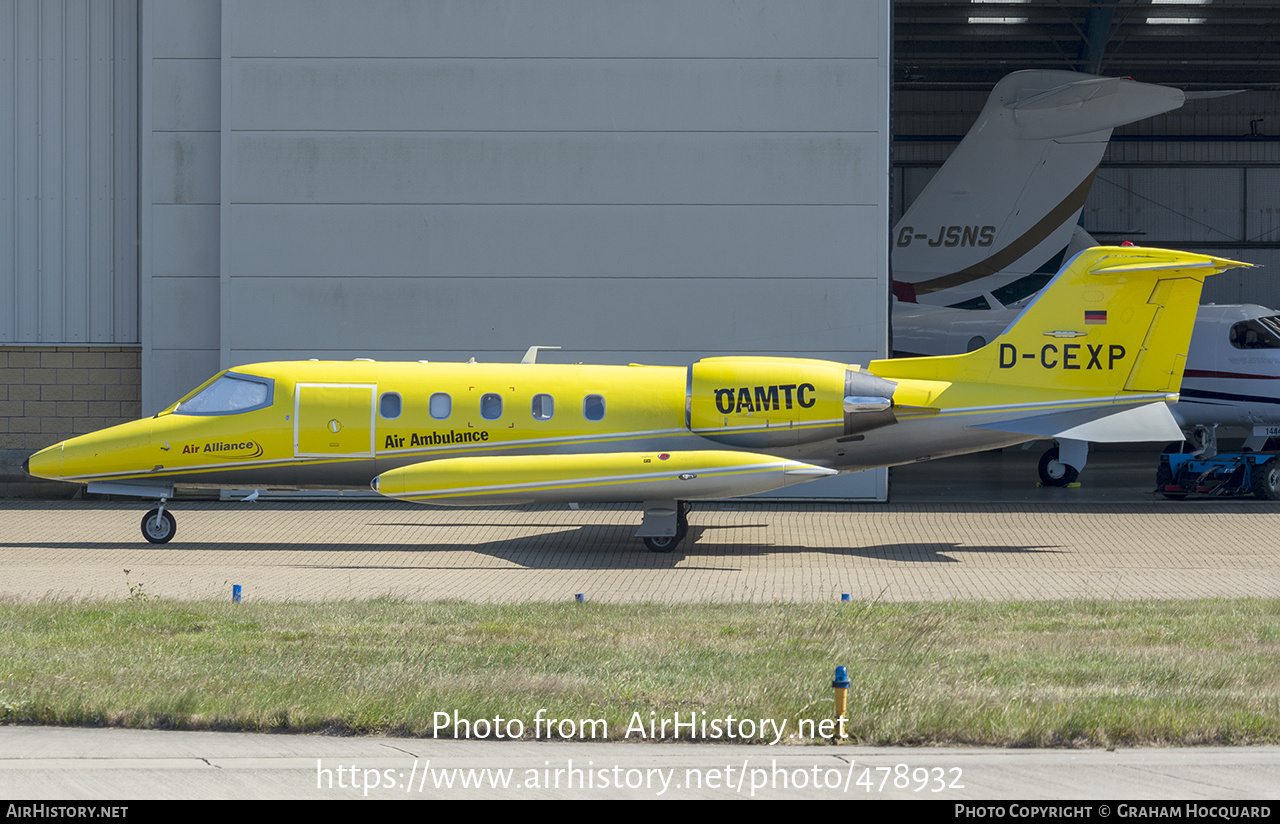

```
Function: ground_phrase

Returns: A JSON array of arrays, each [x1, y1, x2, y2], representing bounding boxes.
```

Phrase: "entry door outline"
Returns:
[[294, 383, 377, 458]]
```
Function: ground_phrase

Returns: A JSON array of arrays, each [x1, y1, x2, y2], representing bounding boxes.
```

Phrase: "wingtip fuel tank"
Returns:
[[372, 450, 839, 506]]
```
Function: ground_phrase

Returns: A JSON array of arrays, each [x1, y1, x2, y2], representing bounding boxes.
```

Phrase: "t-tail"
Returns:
[[880, 247, 1254, 413], [893, 71, 1187, 307]]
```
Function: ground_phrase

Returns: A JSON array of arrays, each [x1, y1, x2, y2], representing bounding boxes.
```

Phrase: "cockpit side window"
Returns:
[[175, 373, 274, 415], [1229, 317, 1280, 350]]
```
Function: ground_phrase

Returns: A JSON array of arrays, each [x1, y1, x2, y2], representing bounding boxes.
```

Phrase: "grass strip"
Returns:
[[1, 598, 1278, 746]]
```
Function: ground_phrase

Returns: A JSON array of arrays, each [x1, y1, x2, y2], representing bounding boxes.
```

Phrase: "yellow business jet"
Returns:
[[26, 246, 1249, 551]]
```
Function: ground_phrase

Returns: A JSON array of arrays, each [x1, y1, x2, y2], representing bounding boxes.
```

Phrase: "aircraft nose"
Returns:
[[25, 442, 64, 480]]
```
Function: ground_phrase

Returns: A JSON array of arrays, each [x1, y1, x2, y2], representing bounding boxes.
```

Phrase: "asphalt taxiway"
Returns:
[[4, 726, 1279, 800]]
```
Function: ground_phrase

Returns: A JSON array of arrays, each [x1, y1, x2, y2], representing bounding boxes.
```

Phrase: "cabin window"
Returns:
[[584, 394, 605, 422], [429, 393, 451, 419], [532, 394, 554, 420], [175, 373, 273, 416], [481, 393, 503, 420], [1229, 317, 1280, 350], [379, 392, 401, 419]]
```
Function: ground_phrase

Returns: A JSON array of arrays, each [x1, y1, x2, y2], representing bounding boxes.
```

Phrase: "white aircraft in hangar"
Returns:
[[891, 69, 1279, 496]]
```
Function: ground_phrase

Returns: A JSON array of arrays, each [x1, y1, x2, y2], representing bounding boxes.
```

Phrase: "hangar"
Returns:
[[2, 1, 1277, 500]]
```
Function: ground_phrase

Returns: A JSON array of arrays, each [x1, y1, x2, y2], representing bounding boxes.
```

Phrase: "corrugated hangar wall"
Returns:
[[1, 0, 138, 345], [0, 0, 141, 492], [141, 0, 893, 499]]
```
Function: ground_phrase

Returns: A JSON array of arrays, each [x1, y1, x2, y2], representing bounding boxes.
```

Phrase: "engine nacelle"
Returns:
[[685, 357, 897, 448]]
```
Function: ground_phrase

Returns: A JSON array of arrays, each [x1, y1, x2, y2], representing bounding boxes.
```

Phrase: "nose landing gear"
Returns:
[[141, 500, 176, 544]]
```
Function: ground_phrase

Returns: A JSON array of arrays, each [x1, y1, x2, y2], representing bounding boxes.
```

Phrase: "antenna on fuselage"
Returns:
[[521, 345, 562, 364]]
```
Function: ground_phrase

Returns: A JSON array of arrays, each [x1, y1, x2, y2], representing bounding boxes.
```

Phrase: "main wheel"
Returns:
[[644, 534, 681, 553], [141, 508, 176, 544], [1251, 460, 1280, 501], [1038, 447, 1078, 487]]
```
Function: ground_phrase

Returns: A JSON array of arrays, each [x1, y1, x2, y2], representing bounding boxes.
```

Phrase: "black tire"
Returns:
[[644, 534, 680, 553], [1038, 447, 1078, 487], [141, 509, 176, 544], [1155, 462, 1188, 500], [1251, 460, 1280, 501]]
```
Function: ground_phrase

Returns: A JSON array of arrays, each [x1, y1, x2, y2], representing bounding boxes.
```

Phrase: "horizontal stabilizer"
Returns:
[[971, 400, 1184, 443], [1090, 259, 1221, 275], [1006, 75, 1184, 140]]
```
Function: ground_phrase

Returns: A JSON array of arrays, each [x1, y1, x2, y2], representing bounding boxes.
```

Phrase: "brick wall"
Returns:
[[0, 346, 142, 496]]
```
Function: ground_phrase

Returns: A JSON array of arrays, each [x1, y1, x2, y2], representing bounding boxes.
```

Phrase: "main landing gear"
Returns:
[[1037, 447, 1078, 487], [1037, 438, 1088, 487], [141, 499, 176, 544], [640, 501, 690, 553]]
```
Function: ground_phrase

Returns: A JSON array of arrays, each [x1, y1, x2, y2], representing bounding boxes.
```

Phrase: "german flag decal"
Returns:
[[1085, 310, 1107, 325]]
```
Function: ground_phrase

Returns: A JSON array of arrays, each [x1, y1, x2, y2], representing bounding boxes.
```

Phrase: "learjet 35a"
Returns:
[[27, 246, 1249, 551]]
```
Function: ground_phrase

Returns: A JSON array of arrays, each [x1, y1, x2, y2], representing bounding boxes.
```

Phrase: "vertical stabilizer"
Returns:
[[880, 247, 1252, 398], [894, 72, 1186, 305]]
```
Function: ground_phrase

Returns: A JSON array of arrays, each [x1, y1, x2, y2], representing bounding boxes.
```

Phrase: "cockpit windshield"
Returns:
[[1229, 316, 1280, 350], [175, 372, 274, 415]]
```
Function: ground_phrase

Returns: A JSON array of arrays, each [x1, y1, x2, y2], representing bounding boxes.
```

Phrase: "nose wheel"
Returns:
[[141, 503, 177, 544]]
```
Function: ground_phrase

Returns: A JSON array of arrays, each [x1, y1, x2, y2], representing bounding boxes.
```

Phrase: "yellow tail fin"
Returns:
[[884, 246, 1252, 395]]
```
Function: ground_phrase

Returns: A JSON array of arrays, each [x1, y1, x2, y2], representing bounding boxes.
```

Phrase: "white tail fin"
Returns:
[[893, 71, 1186, 306]]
